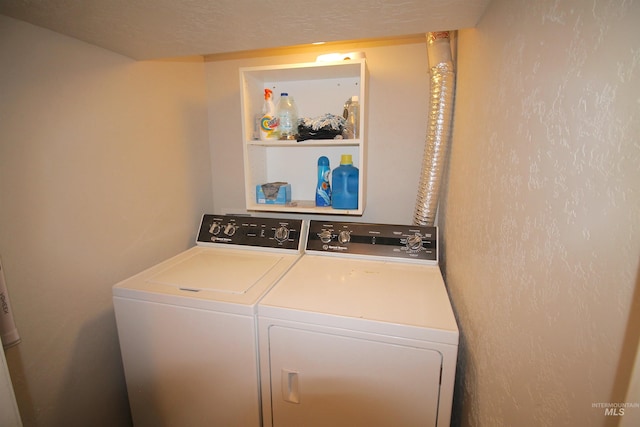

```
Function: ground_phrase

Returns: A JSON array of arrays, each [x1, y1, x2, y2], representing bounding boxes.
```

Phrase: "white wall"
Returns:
[[204, 40, 430, 224], [0, 15, 212, 426], [442, 0, 640, 426]]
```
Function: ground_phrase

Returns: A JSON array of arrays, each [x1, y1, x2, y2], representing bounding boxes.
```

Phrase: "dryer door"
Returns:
[[267, 326, 442, 427]]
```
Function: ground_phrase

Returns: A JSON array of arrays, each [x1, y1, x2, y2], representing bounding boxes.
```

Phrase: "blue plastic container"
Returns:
[[316, 156, 331, 207], [331, 154, 359, 210]]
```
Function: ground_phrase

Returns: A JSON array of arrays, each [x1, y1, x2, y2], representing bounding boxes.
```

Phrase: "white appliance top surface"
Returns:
[[258, 254, 459, 344], [148, 251, 280, 294], [113, 246, 301, 314]]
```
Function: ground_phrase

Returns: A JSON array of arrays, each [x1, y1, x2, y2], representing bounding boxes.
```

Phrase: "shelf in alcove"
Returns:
[[248, 200, 362, 216], [246, 139, 361, 148]]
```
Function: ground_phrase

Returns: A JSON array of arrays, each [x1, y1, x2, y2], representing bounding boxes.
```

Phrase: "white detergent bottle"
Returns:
[[260, 88, 279, 140]]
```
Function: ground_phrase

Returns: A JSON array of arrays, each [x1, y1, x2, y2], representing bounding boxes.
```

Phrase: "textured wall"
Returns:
[[0, 15, 212, 426], [441, 0, 640, 426]]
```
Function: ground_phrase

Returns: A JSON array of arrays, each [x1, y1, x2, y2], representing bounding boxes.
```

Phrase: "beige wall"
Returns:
[[442, 0, 640, 426], [0, 15, 212, 426]]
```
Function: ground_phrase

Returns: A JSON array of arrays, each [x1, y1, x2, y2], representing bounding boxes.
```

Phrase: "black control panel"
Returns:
[[197, 214, 304, 250], [306, 220, 437, 262]]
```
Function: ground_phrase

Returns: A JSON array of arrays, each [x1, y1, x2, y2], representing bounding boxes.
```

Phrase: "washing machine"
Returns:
[[113, 214, 305, 427], [258, 220, 459, 427]]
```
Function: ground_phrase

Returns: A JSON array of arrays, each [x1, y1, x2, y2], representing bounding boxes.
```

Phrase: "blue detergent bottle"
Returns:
[[316, 156, 331, 207], [331, 154, 359, 209]]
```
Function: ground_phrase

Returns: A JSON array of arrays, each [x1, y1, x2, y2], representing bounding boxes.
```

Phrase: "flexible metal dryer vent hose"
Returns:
[[413, 31, 456, 226]]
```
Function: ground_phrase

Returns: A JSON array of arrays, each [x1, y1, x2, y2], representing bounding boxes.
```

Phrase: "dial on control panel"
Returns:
[[209, 222, 221, 235], [338, 230, 351, 244], [224, 223, 237, 236], [405, 233, 424, 251], [319, 230, 333, 244], [274, 226, 290, 243]]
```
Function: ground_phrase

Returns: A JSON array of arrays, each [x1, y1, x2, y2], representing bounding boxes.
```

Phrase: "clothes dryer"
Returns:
[[258, 220, 458, 427], [113, 214, 305, 427]]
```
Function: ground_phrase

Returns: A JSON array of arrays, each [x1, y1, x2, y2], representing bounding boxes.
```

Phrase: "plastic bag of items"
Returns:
[[297, 114, 346, 141]]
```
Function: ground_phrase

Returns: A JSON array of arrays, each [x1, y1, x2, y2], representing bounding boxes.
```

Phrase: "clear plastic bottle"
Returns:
[[276, 93, 299, 140], [331, 154, 359, 209], [342, 96, 360, 139], [315, 156, 331, 207]]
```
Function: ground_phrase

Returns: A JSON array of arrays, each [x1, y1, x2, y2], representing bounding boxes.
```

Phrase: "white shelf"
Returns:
[[240, 59, 368, 215], [246, 139, 361, 147], [246, 200, 361, 216]]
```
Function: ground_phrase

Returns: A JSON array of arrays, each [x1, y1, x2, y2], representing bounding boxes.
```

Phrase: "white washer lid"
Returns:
[[113, 246, 302, 315], [148, 251, 280, 294]]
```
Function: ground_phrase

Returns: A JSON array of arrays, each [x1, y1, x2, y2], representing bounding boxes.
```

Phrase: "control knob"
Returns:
[[209, 222, 221, 235], [338, 230, 351, 244], [274, 226, 290, 242], [318, 230, 333, 243], [406, 233, 424, 251], [224, 223, 237, 236]]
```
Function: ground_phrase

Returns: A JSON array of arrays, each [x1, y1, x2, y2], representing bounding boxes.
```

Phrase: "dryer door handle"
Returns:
[[281, 369, 300, 404]]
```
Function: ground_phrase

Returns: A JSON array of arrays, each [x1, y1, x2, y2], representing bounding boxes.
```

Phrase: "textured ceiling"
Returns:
[[0, 0, 490, 60]]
